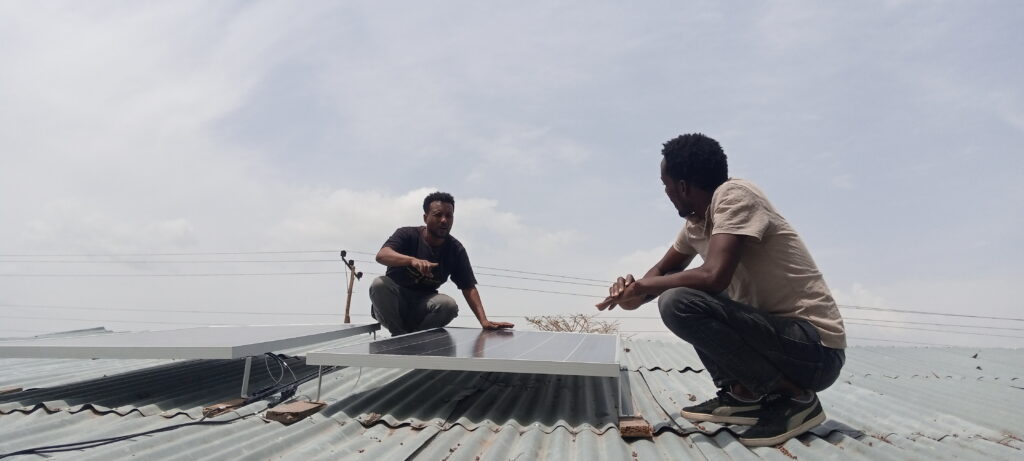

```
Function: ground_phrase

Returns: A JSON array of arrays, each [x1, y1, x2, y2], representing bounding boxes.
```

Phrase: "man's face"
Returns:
[[660, 159, 691, 218], [423, 201, 455, 239]]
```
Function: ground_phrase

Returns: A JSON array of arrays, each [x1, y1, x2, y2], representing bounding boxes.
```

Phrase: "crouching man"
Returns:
[[597, 134, 846, 446], [370, 191, 514, 336]]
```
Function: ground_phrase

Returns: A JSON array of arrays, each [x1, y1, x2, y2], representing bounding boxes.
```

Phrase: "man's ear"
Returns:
[[423, 213, 428, 223], [677, 180, 689, 197]]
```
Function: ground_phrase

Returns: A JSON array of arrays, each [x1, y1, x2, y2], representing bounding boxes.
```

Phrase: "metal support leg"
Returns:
[[240, 356, 253, 398], [616, 365, 653, 437], [373, 331, 377, 340], [316, 366, 324, 402], [617, 366, 635, 418]]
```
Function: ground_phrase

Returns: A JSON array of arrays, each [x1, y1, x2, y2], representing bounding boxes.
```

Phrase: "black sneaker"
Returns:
[[738, 393, 826, 447], [680, 389, 763, 425]]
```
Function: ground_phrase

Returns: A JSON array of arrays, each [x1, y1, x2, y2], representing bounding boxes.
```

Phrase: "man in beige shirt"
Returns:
[[597, 133, 846, 447]]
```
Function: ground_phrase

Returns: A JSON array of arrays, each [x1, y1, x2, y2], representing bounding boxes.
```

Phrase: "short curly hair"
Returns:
[[661, 133, 728, 191], [423, 191, 455, 213]]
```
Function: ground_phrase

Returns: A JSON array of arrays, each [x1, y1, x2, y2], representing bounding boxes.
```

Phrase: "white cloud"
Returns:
[[0, 2, 1020, 344], [21, 200, 197, 253], [830, 175, 854, 190], [271, 188, 431, 251], [269, 187, 583, 265], [831, 282, 885, 308], [464, 126, 591, 183]]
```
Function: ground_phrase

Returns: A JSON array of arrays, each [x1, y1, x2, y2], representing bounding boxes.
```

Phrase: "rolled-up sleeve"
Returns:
[[450, 246, 477, 290]]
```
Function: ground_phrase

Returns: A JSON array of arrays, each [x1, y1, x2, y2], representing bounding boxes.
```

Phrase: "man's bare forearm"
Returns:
[[636, 267, 724, 297], [462, 287, 489, 323], [376, 247, 415, 267]]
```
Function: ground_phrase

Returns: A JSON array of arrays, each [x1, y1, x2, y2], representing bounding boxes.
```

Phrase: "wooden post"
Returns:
[[343, 263, 355, 324], [340, 250, 363, 324]]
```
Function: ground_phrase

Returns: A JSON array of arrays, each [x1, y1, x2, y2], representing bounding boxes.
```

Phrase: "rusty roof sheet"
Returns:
[[0, 332, 1021, 460]]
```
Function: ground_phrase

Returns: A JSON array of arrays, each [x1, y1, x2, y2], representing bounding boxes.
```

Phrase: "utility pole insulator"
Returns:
[[340, 250, 359, 324]]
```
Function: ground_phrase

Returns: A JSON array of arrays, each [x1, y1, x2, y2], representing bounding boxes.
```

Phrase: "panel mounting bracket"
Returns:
[[617, 366, 635, 418], [617, 367, 653, 438], [240, 356, 253, 398]]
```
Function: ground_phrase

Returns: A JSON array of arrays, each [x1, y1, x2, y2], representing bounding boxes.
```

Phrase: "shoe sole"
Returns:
[[680, 410, 758, 426], [737, 411, 826, 447]]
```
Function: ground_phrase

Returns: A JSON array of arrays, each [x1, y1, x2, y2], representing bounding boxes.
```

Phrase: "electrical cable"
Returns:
[[351, 366, 364, 395], [0, 303, 358, 318], [0, 250, 337, 257], [0, 271, 348, 277], [359, 270, 602, 297], [839, 304, 1024, 322], [263, 354, 285, 386], [2, 314, 222, 326], [0, 259, 341, 264], [0, 413, 253, 459], [477, 283, 601, 298], [4, 251, 1016, 320], [1, 357, 328, 458], [844, 321, 1024, 339], [846, 336, 960, 346], [0, 249, 612, 283], [2, 248, 1020, 339], [6, 309, 1024, 339], [270, 353, 298, 383], [841, 316, 1024, 332]]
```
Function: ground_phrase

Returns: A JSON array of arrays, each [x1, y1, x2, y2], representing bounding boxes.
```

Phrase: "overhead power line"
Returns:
[[5, 304, 1023, 333], [0, 259, 342, 264], [7, 309, 1023, 341], [0, 271, 349, 277], [0, 249, 613, 283], [842, 316, 1024, 332], [839, 304, 1024, 322], [3, 314, 222, 327], [348, 257, 610, 286], [473, 265, 607, 283], [0, 303, 347, 317], [838, 336, 958, 347], [1, 250, 1018, 322], [0, 250, 337, 257], [359, 271, 603, 297], [844, 321, 1024, 339]]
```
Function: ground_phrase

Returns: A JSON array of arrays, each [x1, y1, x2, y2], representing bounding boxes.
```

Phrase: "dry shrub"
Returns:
[[524, 313, 619, 334]]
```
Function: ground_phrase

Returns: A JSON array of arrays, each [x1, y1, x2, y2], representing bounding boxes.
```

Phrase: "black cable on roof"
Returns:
[[0, 356, 331, 458], [0, 414, 251, 458]]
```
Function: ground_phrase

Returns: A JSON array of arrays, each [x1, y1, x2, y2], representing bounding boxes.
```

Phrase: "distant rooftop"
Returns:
[[0, 328, 1021, 460]]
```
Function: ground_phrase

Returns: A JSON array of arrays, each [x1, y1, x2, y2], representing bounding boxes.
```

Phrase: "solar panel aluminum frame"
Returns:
[[306, 328, 622, 378], [0, 323, 381, 360]]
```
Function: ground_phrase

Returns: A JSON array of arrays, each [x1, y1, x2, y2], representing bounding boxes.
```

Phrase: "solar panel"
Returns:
[[0, 323, 380, 360], [306, 327, 621, 377]]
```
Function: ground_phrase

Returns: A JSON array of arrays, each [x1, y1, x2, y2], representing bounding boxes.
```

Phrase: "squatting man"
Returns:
[[369, 192, 514, 336], [597, 133, 847, 447]]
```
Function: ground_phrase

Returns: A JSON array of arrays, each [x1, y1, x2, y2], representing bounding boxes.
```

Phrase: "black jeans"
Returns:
[[658, 287, 845, 396], [369, 276, 459, 336]]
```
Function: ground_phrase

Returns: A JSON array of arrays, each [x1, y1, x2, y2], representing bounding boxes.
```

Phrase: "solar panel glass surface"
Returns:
[[306, 327, 620, 377]]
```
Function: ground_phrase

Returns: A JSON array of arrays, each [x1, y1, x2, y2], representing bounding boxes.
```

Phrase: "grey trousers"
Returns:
[[369, 276, 459, 336], [658, 287, 845, 396]]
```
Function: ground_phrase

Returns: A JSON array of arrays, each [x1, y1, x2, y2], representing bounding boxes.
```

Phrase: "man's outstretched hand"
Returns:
[[410, 258, 439, 277], [481, 320, 514, 330]]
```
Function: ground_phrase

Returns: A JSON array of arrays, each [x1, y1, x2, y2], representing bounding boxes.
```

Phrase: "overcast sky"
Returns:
[[1, 1, 1021, 347]]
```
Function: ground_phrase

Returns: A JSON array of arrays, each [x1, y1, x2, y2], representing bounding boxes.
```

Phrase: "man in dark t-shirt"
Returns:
[[369, 191, 514, 336]]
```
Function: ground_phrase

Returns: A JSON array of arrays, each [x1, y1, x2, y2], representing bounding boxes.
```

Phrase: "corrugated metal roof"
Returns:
[[0, 332, 1021, 460]]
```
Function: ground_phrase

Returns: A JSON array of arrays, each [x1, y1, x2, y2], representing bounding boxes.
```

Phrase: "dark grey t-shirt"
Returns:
[[382, 226, 477, 292]]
